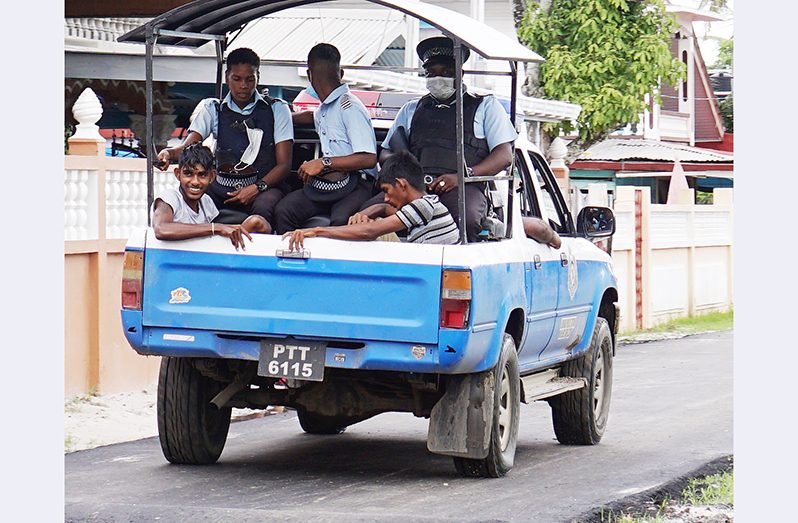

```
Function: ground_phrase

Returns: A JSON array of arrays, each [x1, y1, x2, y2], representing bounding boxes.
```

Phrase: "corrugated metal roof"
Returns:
[[230, 9, 405, 64], [578, 139, 733, 163], [118, 0, 544, 62]]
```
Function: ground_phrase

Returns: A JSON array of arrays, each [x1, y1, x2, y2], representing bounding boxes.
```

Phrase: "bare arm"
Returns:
[[292, 110, 315, 126], [429, 142, 514, 195], [348, 202, 396, 225], [471, 142, 513, 177], [326, 152, 377, 172], [298, 152, 378, 180], [522, 216, 561, 249], [360, 203, 396, 219], [283, 215, 406, 251], [152, 200, 252, 250], [261, 140, 293, 186], [156, 131, 204, 170]]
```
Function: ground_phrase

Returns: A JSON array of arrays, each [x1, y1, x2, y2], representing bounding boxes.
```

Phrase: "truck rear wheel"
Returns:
[[550, 317, 613, 445], [296, 409, 347, 435], [157, 357, 232, 464], [453, 333, 520, 478]]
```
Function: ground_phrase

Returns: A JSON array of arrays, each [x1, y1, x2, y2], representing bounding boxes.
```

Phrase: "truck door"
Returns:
[[527, 153, 591, 361], [514, 151, 559, 370]]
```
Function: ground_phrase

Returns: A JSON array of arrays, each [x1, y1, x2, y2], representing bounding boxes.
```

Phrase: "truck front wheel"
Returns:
[[550, 317, 613, 445], [157, 357, 232, 464], [453, 333, 520, 478]]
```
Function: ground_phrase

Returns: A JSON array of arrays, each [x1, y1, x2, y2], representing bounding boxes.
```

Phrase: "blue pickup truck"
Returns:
[[118, 0, 618, 478], [120, 127, 618, 477]]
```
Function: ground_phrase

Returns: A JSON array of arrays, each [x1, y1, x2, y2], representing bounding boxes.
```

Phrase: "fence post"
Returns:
[[548, 137, 570, 198], [69, 87, 105, 156], [633, 187, 652, 329]]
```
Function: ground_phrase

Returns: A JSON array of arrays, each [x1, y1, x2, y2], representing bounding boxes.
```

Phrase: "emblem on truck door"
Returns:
[[169, 287, 191, 304], [412, 346, 427, 360], [567, 251, 579, 300]]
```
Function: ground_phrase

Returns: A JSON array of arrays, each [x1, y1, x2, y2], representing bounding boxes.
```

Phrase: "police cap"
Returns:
[[416, 36, 471, 67]]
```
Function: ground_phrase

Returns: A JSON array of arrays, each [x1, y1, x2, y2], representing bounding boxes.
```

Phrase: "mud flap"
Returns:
[[427, 370, 494, 459]]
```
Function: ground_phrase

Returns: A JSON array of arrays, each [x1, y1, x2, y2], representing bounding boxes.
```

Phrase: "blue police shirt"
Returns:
[[188, 91, 294, 144], [382, 93, 517, 153], [314, 84, 378, 178]]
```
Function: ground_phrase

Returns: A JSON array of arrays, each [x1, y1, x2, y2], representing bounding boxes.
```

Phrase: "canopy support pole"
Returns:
[[215, 39, 228, 99], [454, 38, 467, 245], [510, 61, 518, 127], [145, 26, 156, 225]]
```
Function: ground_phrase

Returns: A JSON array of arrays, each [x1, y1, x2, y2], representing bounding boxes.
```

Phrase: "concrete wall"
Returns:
[[609, 186, 734, 332], [64, 154, 167, 396]]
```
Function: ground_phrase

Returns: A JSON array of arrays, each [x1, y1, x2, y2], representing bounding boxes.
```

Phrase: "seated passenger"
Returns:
[[156, 47, 293, 233], [369, 36, 517, 243], [274, 43, 377, 233], [522, 216, 561, 248], [151, 143, 268, 251], [283, 150, 460, 250]]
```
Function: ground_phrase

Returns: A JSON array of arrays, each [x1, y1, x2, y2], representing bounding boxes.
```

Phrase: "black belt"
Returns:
[[215, 172, 259, 189]]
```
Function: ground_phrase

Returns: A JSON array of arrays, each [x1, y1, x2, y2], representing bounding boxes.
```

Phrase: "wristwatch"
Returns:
[[255, 180, 269, 192], [466, 166, 475, 177], [321, 156, 333, 171]]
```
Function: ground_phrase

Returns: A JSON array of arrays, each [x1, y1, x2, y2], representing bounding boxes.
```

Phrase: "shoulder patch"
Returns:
[[340, 93, 352, 110]]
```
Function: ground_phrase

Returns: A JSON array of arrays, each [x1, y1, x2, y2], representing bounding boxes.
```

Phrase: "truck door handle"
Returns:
[[560, 253, 569, 267], [534, 255, 542, 270], [276, 249, 311, 259]]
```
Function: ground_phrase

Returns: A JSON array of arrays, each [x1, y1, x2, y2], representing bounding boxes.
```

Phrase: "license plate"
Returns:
[[258, 339, 326, 381]]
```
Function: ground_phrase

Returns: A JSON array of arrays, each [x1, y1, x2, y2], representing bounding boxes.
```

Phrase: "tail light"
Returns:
[[440, 269, 471, 329], [121, 251, 144, 310]]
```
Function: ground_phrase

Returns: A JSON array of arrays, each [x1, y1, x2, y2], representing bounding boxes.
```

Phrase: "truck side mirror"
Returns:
[[576, 206, 615, 239]]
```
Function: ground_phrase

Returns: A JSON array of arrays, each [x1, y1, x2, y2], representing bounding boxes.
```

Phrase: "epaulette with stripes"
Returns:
[[340, 93, 352, 110]]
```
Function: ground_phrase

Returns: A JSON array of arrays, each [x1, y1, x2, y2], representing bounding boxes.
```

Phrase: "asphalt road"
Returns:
[[65, 331, 732, 523]]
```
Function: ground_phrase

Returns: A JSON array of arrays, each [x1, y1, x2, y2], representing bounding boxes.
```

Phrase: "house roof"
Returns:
[[665, 5, 725, 23], [692, 39, 726, 142], [227, 9, 406, 65], [578, 138, 733, 163], [118, 0, 544, 63]]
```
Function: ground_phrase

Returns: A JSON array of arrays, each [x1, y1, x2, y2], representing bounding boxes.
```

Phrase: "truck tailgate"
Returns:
[[142, 233, 444, 344]]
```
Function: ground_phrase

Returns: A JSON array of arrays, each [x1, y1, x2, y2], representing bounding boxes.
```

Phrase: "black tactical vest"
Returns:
[[408, 93, 491, 176], [215, 97, 277, 177]]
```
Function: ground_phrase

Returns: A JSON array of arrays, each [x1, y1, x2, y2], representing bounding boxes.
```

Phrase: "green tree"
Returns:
[[719, 93, 733, 133], [517, 0, 685, 148], [715, 38, 733, 69]]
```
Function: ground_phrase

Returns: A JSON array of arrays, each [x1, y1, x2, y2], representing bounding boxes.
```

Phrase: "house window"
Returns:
[[682, 50, 689, 102]]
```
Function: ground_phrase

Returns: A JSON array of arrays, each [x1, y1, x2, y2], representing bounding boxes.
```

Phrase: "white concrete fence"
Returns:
[[596, 186, 733, 332]]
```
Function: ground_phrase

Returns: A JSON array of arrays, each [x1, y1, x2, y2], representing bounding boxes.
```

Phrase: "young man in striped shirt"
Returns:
[[283, 150, 460, 250]]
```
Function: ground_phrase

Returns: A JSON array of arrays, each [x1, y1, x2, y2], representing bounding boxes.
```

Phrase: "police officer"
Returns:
[[156, 47, 293, 234], [274, 43, 377, 234], [375, 36, 518, 242]]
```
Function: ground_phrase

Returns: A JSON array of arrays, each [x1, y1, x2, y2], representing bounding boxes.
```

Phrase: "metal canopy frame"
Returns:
[[128, 0, 544, 243]]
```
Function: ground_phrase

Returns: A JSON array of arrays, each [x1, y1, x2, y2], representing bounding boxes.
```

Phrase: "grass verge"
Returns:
[[598, 471, 734, 522], [579, 456, 733, 523], [619, 310, 733, 338]]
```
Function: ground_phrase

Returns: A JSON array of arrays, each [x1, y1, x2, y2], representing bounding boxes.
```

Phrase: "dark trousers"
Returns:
[[438, 184, 487, 242], [206, 180, 285, 226], [274, 178, 373, 234], [359, 183, 487, 242]]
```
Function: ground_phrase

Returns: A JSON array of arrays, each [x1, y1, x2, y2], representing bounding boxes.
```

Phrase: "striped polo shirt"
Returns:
[[395, 194, 461, 245]]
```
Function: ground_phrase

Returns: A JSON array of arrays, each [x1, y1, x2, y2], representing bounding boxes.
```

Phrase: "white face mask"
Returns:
[[426, 76, 456, 100], [233, 123, 264, 172]]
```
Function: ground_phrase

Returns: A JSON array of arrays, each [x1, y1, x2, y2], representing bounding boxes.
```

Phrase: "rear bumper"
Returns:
[[121, 310, 494, 374]]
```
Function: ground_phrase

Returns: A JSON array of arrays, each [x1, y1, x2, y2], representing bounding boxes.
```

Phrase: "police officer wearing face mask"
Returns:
[[370, 36, 517, 242], [156, 47, 294, 234]]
